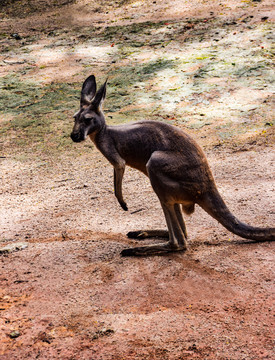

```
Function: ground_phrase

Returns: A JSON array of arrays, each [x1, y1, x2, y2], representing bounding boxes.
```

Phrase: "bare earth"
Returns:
[[0, 1, 274, 359]]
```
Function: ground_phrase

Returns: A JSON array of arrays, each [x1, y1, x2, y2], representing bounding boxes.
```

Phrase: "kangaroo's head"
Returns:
[[71, 75, 107, 143]]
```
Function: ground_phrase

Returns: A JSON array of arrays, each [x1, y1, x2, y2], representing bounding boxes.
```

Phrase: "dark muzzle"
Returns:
[[70, 132, 84, 143]]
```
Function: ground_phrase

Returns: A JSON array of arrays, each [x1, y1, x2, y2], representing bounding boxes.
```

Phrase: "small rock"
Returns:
[[37, 331, 52, 344], [11, 33, 22, 40], [0, 242, 28, 254], [92, 328, 114, 340], [9, 330, 21, 339]]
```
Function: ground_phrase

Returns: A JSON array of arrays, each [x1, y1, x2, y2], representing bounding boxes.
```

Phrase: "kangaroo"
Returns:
[[71, 75, 275, 256]]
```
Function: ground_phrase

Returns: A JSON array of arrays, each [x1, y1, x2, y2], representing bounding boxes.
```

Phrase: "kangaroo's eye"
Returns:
[[84, 116, 94, 124]]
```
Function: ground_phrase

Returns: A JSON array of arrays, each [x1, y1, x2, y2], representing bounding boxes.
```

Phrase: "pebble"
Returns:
[[9, 330, 21, 339], [0, 243, 28, 254]]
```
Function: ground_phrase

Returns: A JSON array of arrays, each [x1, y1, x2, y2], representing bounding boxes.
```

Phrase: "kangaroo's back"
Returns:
[[107, 120, 208, 175]]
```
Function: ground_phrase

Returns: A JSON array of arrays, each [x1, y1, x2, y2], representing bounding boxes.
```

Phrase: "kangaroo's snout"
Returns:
[[71, 131, 84, 143]]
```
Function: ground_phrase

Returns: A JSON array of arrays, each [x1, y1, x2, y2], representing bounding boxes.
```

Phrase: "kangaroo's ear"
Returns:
[[92, 79, 107, 109], [81, 75, 97, 106]]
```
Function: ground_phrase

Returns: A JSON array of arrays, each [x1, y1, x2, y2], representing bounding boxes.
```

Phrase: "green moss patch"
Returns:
[[0, 75, 79, 157]]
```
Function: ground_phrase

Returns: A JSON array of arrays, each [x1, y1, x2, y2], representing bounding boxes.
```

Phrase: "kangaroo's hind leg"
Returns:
[[174, 203, 188, 240], [121, 153, 188, 256], [127, 205, 187, 241], [127, 229, 169, 240], [121, 202, 186, 256]]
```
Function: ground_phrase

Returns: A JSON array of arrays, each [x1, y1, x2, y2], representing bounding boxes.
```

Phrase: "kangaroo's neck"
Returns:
[[89, 123, 107, 145], [89, 123, 149, 174], [89, 124, 125, 167]]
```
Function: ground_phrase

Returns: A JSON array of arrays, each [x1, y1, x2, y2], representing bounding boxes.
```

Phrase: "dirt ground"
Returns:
[[0, 1, 274, 359]]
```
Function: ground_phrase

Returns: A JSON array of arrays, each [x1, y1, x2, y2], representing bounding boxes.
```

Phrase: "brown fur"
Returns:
[[71, 75, 275, 256]]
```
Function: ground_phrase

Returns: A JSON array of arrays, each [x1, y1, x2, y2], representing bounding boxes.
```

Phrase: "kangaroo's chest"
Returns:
[[119, 141, 152, 175]]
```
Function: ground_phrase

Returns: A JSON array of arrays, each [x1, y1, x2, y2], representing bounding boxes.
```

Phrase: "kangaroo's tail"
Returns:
[[197, 186, 275, 241]]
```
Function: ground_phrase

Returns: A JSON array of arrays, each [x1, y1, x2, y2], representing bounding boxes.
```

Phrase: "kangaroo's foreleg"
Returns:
[[114, 161, 128, 211]]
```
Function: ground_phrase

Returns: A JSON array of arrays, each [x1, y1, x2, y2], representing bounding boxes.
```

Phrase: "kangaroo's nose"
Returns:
[[71, 132, 82, 143]]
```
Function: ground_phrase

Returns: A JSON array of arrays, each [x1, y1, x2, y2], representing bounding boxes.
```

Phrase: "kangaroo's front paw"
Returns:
[[120, 202, 128, 211]]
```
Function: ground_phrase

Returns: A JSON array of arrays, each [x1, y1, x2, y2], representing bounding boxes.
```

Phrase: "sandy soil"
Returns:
[[0, 1, 274, 359]]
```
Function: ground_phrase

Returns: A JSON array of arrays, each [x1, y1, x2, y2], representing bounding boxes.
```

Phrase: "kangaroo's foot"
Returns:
[[127, 230, 169, 240], [121, 242, 186, 256]]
